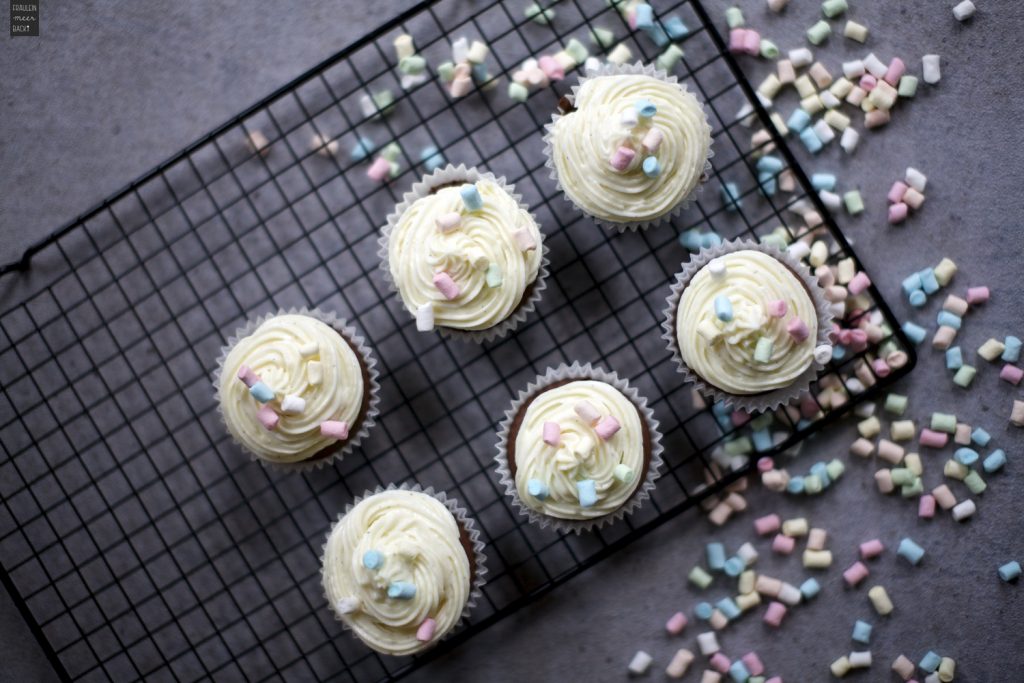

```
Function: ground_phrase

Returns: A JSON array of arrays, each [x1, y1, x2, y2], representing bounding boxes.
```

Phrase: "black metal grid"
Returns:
[[0, 1, 915, 681]]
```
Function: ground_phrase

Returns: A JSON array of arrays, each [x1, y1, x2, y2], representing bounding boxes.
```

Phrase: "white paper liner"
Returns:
[[660, 239, 834, 413], [212, 307, 381, 473], [542, 61, 715, 233], [319, 482, 488, 656], [377, 163, 550, 343], [494, 362, 664, 534]]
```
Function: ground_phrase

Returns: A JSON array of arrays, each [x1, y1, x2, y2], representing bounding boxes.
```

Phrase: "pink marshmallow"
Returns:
[[859, 538, 885, 560], [642, 127, 664, 153], [884, 57, 906, 86], [766, 679, 783, 683], [449, 76, 473, 97], [729, 27, 746, 53], [237, 364, 260, 387], [1000, 364, 1024, 385], [848, 271, 872, 295], [754, 513, 781, 536], [320, 420, 349, 440], [595, 415, 621, 440], [843, 561, 869, 587], [787, 317, 809, 342], [872, 358, 892, 378], [859, 73, 877, 91], [665, 611, 688, 635], [257, 405, 279, 431], [763, 601, 787, 627], [799, 394, 819, 419], [433, 271, 460, 300], [609, 146, 636, 172], [887, 180, 908, 204], [848, 328, 869, 349], [731, 410, 752, 427], [756, 457, 775, 473], [837, 328, 853, 346], [416, 618, 436, 642], [919, 494, 936, 519], [919, 428, 949, 449], [966, 286, 990, 304], [366, 156, 391, 182], [435, 212, 461, 232], [743, 652, 765, 676], [742, 29, 762, 55], [710, 652, 731, 673], [766, 299, 788, 317], [542, 421, 561, 446], [772, 534, 796, 555], [537, 55, 564, 81], [888, 202, 908, 224]]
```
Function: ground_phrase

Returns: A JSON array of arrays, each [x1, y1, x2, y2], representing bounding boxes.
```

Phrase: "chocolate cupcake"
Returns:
[[321, 485, 487, 656], [378, 164, 549, 342], [214, 309, 380, 471], [495, 362, 663, 533]]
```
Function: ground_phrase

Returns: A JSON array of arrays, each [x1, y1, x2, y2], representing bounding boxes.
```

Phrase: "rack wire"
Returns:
[[0, 0, 914, 681]]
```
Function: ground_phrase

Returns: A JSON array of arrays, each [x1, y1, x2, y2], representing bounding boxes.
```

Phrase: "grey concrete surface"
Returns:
[[2, 1, 1023, 682]]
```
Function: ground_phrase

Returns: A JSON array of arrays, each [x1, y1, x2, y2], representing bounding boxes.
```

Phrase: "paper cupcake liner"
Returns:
[[542, 61, 715, 233], [660, 239, 834, 413], [494, 362, 664, 534], [377, 163, 550, 343], [320, 482, 488, 655], [212, 307, 381, 473]]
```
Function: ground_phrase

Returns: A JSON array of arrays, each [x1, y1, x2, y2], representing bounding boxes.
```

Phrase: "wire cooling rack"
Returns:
[[0, 0, 915, 681]]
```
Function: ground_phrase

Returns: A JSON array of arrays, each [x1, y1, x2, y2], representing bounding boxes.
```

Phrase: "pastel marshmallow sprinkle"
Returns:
[[335, 597, 360, 614], [433, 271, 460, 300], [787, 317, 809, 342], [366, 156, 391, 181], [435, 212, 461, 232], [634, 98, 657, 117], [460, 184, 483, 210], [577, 479, 598, 507], [642, 127, 664, 152], [416, 618, 437, 642], [574, 400, 601, 424], [250, 381, 275, 403], [595, 415, 621, 440], [610, 146, 636, 171], [256, 405, 279, 430], [320, 420, 350, 440], [527, 478, 549, 500], [362, 549, 383, 569], [388, 581, 417, 599], [766, 300, 787, 317], [542, 421, 561, 446], [237, 365, 260, 387], [666, 611, 688, 635], [280, 394, 306, 414], [714, 295, 733, 322], [513, 227, 537, 252]]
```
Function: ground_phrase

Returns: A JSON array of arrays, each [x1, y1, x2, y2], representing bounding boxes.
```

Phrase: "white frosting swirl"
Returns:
[[676, 251, 818, 395], [218, 314, 364, 463], [322, 490, 471, 656], [513, 380, 645, 520], [550, 73, 711, 223], [387, 179, 543, 331]]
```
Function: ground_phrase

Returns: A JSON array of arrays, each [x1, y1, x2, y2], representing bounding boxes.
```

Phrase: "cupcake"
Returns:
[[663, 240, 833, 411], [214, 309, 379, 470], [544, 62, 712, 230], [495, 363, 663, 533], [321, 485, 486, 656], [378, 164, 548, 342]]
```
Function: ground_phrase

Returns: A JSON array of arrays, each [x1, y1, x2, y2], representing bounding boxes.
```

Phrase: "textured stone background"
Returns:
[[1, 1, 1022, 681]]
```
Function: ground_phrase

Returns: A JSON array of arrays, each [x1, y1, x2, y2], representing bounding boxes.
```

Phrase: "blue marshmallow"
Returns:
[[249, 381, 275, 403], [787, 108, 811, 132], [919, 268, 940, 294], [527, 479, 549, 500], [633, 3, 654, 28], [576, 479, 597, 507], [663, 15, 689, 39], [387, 581, 417, 599], [946, 346, 963, 370], [716, 597, 741, 619], [897, 538, 925, 565], [909, 290, 927, 307], [919, 651, 942, 673], [362, 550, 383, 569], [1003, 335, 1022, 363], [799, 126, 823, 153], [936, 310, 962, 329], [954, 447, 979, 466], [642, 156, 661, 178], [901, 272, 924, 297], [902, 321, 927, 345], [852, 620, 872, 644], [723, 557, 745, 577], [800, 577, 821, 599], [983, 448, 1006, 473], [756, 155, 784, 174], [460, 183, 483, 210], [695, 602, 714, 620], [971, 427, 991, 446], [634, 98, 657, 118], [787, 476, 805, 494], [706, 542, 726, 571], [715, 295, 734, 322], [811, 173, 837, 191]]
